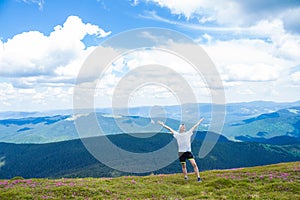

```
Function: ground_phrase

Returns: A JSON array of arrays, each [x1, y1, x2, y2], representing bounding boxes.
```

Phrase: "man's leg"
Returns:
[[181, 162, 188, 179], [189, 159, 201, 181]]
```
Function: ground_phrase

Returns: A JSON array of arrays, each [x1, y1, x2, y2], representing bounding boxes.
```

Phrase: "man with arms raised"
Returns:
[[158, 118, 204, 182]]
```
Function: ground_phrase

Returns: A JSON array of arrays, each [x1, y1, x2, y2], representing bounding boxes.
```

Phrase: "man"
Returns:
[[158, 118, 204, 182]]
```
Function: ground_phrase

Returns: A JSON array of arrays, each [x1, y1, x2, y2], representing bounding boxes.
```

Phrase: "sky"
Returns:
[[0, 0, 300, 111]]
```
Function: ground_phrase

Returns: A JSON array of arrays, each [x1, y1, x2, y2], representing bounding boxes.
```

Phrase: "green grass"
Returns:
[[1, 162, 299, 199]]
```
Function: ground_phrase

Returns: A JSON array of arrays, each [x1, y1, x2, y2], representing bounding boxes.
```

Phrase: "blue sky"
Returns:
[[0, 0, 300, 111]]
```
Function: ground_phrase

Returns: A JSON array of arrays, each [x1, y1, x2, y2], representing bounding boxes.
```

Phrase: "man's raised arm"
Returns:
[[157, 121, 176, 134], [190, 118, 204, 132]]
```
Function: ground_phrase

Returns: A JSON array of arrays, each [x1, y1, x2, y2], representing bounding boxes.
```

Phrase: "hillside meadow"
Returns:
[[0, 162, 299, 200]]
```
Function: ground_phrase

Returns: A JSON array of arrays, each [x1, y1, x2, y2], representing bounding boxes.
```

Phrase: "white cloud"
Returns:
[[146, 0, 300, 30], [21, 0, 44, 10], [54, 46, 96, 78], [92, 46, 212, 108], [147, 0, 212, 20], [1, 0, 299, 111], [0, 16, 111, 111], [0, 81, 74, 111], [223, 63, 279, 82], [130, 0, 139, 6], [196, 21, 300, 102], [145, 0, 249, 26], [0, 16, 111, 81], [127, 84, 179, 107], [87, 1, 300, 105], [291, 71, 300, 84], [0, 31, 49, 77], [203, 35, 298, 81], [0, 83, 14, 102]]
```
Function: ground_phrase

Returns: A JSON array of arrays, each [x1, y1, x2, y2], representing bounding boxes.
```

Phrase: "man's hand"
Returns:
[[157, 121, 164, 126], [157, 120, 175, 134], [198, 118, 204, 123]]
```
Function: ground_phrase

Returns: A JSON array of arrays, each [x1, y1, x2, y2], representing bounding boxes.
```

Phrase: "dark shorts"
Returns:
[[178, 151, 194, 163]]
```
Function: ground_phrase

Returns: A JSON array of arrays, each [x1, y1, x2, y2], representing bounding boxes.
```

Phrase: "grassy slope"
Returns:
[[0, 162, 299, 200]]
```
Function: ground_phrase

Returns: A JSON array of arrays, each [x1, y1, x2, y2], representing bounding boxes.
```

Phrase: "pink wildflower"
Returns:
[[259, 175, 264, 179], [55, 181, 63, 186]]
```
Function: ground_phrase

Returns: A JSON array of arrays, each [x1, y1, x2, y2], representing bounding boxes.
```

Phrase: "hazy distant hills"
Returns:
[[0, 132, 299, 179], [124, 100, 300, 124], [2, 100, 300, 121], [0, 115, 78, 143], [0, 101, 300, 144], [224, 107, 300, 143], [0, 113, 181, 143]]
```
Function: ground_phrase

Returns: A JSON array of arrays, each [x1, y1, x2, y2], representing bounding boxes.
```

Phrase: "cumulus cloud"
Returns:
[[0, 83, 15, 105], [201, 21, 300, 82], [91, 45, 212, 108], [196, 25, 300, 102], [1, 1, 299, 110], [0, 15, 111, 83], [0, 81, 74, 111], [0, 16, 111, 111], [92, 27, 299, 104], [145, 0, 243, 25], [146, 0, 214, 20], [145, 0, 300, 34]]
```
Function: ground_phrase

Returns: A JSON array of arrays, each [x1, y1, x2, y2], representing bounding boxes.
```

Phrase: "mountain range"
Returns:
[[0, 101, 300, 144], [0, 132, 299, 179], [223, 106, 300, 142], [0, 101, 300, 179]]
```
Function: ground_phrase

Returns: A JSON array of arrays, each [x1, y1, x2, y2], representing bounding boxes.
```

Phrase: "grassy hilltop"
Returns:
[[0, 162, 299, 200]]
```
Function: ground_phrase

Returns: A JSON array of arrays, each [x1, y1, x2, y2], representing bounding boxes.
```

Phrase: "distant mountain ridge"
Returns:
[[0, 132, 299, 179], [0, 101, 300, 144], [1, 100, 300, 120], [224, 106, 300, 142], [0, 113, 182, 143], [235, 135, 300, 145]]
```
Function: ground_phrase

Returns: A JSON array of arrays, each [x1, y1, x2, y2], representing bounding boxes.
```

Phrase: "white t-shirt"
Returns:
[[173, 130, 194, 152]]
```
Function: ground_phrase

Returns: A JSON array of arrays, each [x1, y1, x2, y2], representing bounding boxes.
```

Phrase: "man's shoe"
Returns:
[[197, 177, 202, 182]]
